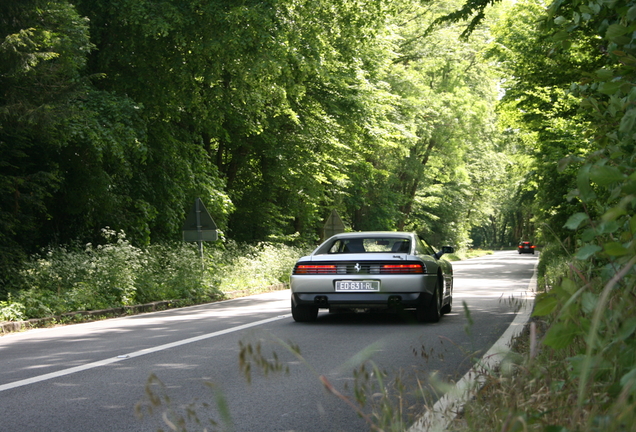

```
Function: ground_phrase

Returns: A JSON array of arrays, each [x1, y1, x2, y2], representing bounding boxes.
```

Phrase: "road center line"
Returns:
[[0, 314, 289, 393]]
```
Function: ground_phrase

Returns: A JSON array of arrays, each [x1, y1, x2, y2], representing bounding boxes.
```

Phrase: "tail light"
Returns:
[[380, 264, 425, 274], [294, 265, 337, 274]]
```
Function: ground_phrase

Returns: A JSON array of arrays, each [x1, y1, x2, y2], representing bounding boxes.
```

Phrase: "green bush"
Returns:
[[206, 241, 308, 294], [0, 296, 26, 322], [445, 248, 493, 261], [135, 242, 211, 304], [1, 232, 307, 321], [15, 228, 142, 315], [536, 242, 572, 293]]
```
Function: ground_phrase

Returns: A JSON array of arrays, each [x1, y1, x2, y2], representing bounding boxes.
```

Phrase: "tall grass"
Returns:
[[0, 229, 308, 321]]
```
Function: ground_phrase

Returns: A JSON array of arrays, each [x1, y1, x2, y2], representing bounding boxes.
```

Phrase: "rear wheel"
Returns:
[[291, 300, 318, 322], [417, 279, 442, 323]]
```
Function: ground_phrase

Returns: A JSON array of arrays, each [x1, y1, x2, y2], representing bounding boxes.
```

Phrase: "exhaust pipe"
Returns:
[[314, 296, 329, 307], [388, 295, 402, 307]]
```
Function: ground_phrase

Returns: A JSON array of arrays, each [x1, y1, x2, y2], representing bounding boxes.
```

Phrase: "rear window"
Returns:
[[326, 238, 411, 254]]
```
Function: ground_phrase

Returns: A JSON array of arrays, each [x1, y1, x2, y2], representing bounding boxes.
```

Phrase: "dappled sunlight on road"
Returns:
[[452, 251, 537, 301], [0, 290, 291, 344], [0, 290, 292, 391], [123, 290, 290, 326], [454, 290, 533, 299], [152, 363, 200, 370]]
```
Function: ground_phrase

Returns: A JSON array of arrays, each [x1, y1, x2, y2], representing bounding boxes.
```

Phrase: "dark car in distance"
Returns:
[[518, 241, 535, 254]]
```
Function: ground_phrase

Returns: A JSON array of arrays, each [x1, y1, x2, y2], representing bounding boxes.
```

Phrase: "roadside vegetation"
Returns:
[[449, 0, 636, 428], [446, 249, 494, 262], [0, 229, 306, 323], [456, 244, 636, 432]]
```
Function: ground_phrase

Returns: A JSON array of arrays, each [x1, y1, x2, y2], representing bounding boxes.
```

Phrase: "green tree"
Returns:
[[1, 0, 232, 295], [485, 0, 636, 424], [74, 0, 399, 244], [489, 0, 604, 246], [347, 0, 505, 247], [0, 0, 94, 289]]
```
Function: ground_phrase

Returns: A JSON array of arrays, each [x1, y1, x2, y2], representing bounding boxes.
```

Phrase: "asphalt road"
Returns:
[[0, 250, 537, 432]]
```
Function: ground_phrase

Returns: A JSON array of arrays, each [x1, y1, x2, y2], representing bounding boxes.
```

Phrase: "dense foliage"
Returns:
[[448, 0, 636, 428], [1, 0, 532, 299], [1, 230, 304, 321]]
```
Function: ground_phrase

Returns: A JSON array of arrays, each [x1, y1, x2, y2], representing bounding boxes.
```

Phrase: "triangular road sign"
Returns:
[[182, 198, 218, 242], [323, 209, 345, 239]]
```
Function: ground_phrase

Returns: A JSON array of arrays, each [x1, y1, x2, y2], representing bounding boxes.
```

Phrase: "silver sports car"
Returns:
[[290, 232, 454, 322]]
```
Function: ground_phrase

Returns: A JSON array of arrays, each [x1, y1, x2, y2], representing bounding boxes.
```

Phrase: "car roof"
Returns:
[[311, 232, 418, 256], [327, 231, 415, 239]]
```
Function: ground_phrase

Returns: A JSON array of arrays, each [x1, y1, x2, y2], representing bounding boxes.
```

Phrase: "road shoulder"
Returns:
[[408, 258, 538, 432]]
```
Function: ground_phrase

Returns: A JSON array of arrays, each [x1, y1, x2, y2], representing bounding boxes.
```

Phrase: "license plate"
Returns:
[[335, 280, 380, 292]]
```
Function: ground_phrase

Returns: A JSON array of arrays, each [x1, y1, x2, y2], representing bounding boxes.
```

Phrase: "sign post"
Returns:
[[182, 198, 218, 267]]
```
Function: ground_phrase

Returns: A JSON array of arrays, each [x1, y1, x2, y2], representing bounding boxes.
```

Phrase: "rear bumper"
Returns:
[[292, 292, 431, 310]]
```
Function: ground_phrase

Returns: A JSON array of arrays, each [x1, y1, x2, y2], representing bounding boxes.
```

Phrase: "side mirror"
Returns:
[[434, 246, 455, 259], [442, 246, 455, 254]]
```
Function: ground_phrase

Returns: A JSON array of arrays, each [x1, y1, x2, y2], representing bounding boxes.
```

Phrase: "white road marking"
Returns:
[[0, 315, 289, 393]]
